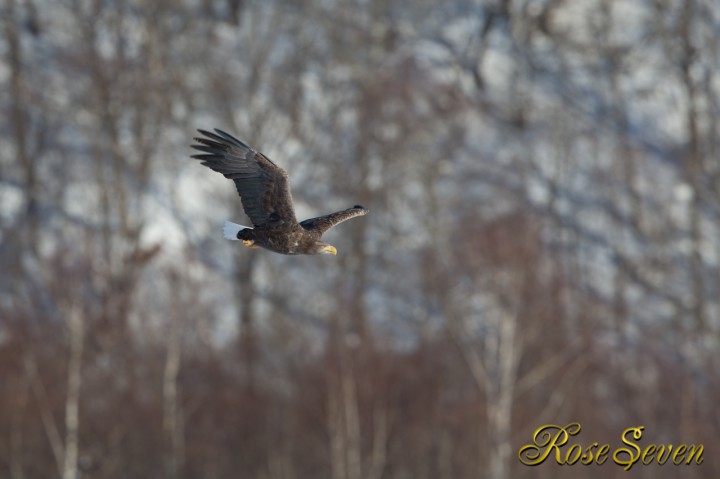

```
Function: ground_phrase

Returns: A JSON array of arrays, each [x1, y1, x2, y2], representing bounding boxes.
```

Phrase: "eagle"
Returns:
[[190, 129, 369, 255]]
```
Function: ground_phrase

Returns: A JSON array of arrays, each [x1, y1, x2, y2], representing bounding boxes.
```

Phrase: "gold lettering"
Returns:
[[613, 426, 643, 471], [517, 424, 704, 469], [565, 444, 582, 465], [641, 444, 656, 465], [518, 423, 579, 466], [580, 442, 599, 465], [655, 444, 671, 464], [672, 445, 687, 465], [595, 444, 609, 465], [685, 445, 703, 465]]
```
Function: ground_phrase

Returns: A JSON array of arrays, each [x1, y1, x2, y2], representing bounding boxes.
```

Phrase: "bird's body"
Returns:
[[190, 129, 368, 255], [231, 211, 363, 255]]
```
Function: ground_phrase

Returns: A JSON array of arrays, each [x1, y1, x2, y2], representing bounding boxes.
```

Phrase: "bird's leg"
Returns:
[[242, 239, 258, 248]]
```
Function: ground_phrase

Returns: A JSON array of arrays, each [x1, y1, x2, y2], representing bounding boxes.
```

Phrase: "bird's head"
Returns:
[[315, 242, 337, 256]]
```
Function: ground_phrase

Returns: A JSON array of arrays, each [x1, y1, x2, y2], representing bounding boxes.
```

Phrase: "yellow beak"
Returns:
[[323, 245, 337, 256]]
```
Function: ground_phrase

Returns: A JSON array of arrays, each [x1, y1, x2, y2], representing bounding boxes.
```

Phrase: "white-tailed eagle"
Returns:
[[191, 129, 368, 255]]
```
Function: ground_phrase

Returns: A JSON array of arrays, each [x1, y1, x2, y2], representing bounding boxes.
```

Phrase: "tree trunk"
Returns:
[[63, 307, 84, 479], [163, 310, 185, 479]]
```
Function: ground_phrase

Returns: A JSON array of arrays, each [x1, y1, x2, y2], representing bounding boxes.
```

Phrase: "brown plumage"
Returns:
[[190, 129, 369, 255]]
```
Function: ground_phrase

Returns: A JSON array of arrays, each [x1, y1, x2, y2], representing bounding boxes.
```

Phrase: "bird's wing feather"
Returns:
[[299, 205, 369, 236], [190, 129, 297, 226]]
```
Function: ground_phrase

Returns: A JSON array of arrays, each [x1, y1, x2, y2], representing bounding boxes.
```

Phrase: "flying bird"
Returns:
[[190, 129, 369, 255]]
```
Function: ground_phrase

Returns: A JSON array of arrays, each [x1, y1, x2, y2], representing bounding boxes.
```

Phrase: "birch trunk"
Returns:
[[63, 306, 84, 479], [163, 312, 185, 479]]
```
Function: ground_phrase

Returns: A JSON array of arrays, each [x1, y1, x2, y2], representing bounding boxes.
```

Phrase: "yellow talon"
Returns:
[[242, 239, 257, 248]]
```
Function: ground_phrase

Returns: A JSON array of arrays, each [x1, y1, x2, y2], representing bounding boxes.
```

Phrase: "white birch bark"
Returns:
[[62, 306, 84, 479], [163, 312, 185, 479]]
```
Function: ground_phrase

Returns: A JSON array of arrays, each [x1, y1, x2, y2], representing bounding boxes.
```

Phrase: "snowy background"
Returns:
[[1, 0, 719, 478]]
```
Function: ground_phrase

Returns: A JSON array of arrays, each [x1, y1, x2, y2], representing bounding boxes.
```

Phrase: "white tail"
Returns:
[[223, 221, 252, 241]]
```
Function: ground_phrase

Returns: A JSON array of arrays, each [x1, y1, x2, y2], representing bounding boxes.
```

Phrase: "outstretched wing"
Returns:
[[300, 205, 369, 236], [190, 129, 297, 226]]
